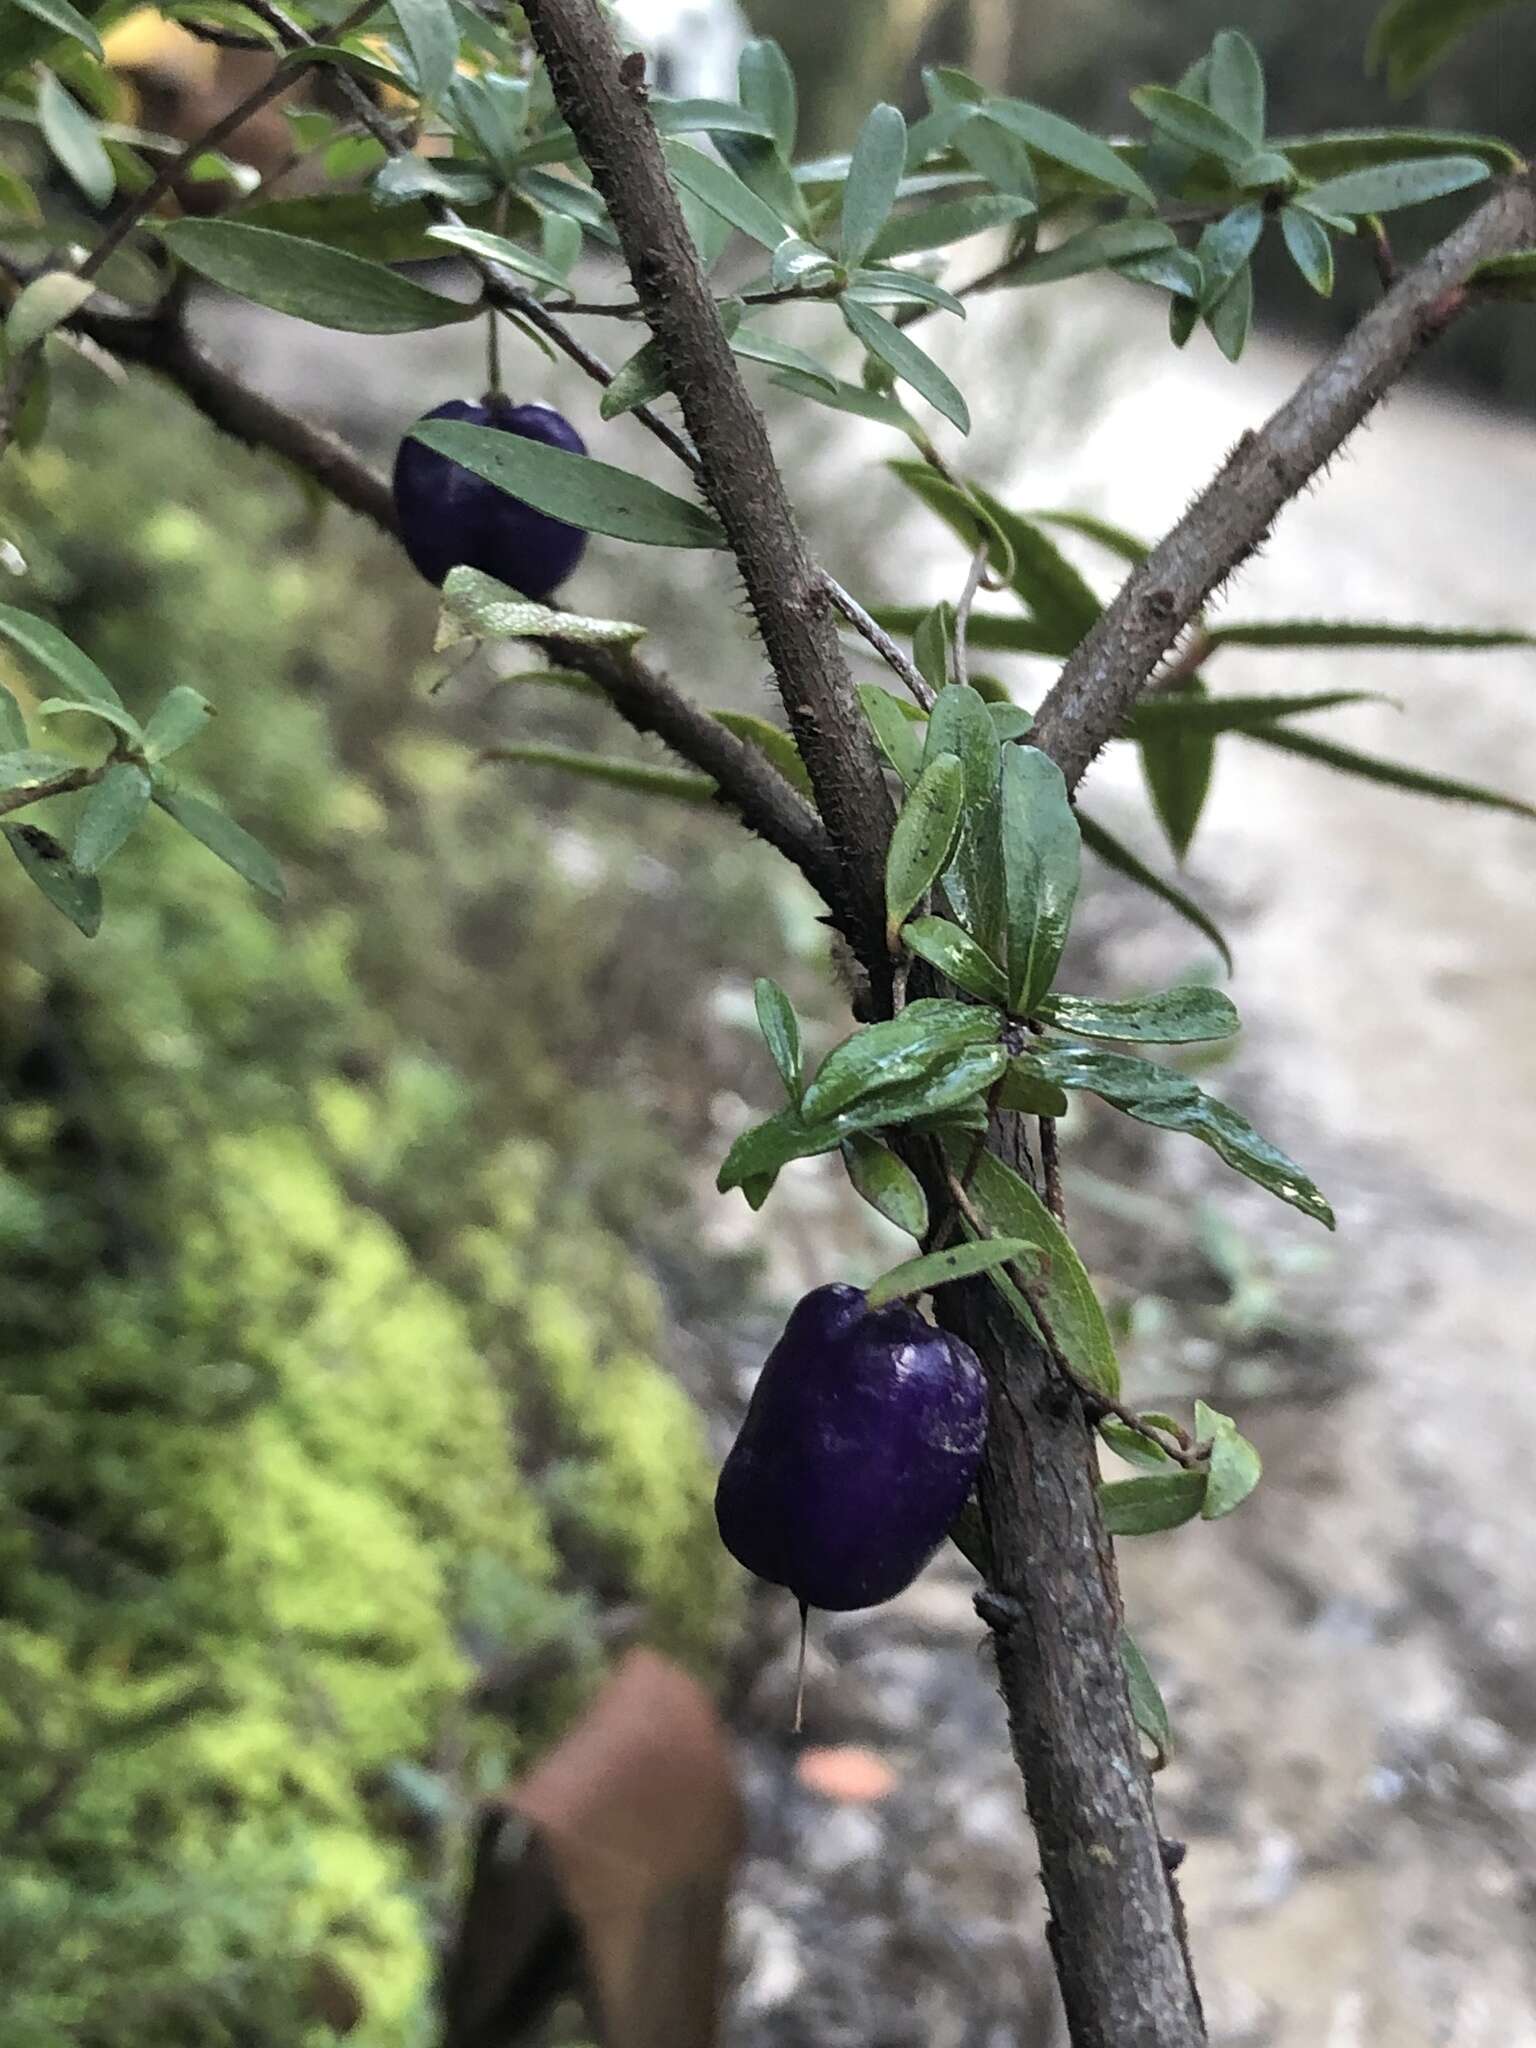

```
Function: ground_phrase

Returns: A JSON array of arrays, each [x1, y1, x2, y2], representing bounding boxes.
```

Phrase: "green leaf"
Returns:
[[882, 469, 1018, 586], [1280, 205, 1335, 295], [1207, 261, 1253, 362], [1196, 202, 1264, 309], [1078, 810, 1233, 972], [901, 916, 1009, 1005], [1020, 1042, 1335, 1227], [924, 681, 1005, 955], [840, 102, 907, 266], [36, 693, 142, 744], [0, 748, 74, 792], [409, 421, 725, 550], [1304, 155, 1491, 216], [730, 326, 839, 391], [423, 221, 576, 292], [1137, 681, 1213, 860], [1032, 510, 1150, 565], [664, 139, 789, 250], [802, 999, 1003, 1126], [712, 710, 812, 797], [847, 267, 967, 316], [598, 335, 670, 420], [234, 191, 480, 264], [717, 1106, 844, 1196], [738, 36, 797, 155], [841, 1133, 929, 1239], [866, 1235, 1037, 1309], [753, 975, 803, 1102], [1208, 28, 1266, 144], [866, 192, 1036, 262], [1012, 218, 1178, 287], [1208, 618, 1532, 650], [949, 1143, 1121, 1396], [652, 97, 777, 143], [1237, 149, 1297, 192], [996, 1062, 1070, 1116], [986, 98, 1156, 204], [519, 169, 619, 247], [160, 220, 477, 333], [1113, 246, 1206, 301], [912, 604, 953, 695], [73, 759, 150, 873], [390, 0, 456, 106], [1130, 86, 1254, 167], [1100, 1471, 1208, 1536], [0, 164, 43, 229], [889, 467, 1101, 649], [841, 299, 970, 435], [5, 822, 101, 934], [153, 785, 284, 897], [1001, 745, 1080, 1014], [1040, 987, 1240, 1044], [36, 68, 112, 207], [1367, 0, 1524, 92], [771, 367, 919, 436], [872, 606, 1066, 656], [479, 745, 716, 803], [12, 0, 104, 60], [770, 236, 839, 289], [858, 682, 925, 784], [712, 132, 810, 238], [1470, 248, 1536, 298], [435, 568, 647, 651], [0, 605, 125, 714], [0, 687, 29, 749], [1278, 126, 1519, 178], [1100, 1420, 1177, 1472], [1240, 725, 1536, 820], [141, 685, 213, 761], [1121, 1629, 1173, 1765], [1196, 1400, 1263, 1518], [1129, 689, 1386, 738], [6, 270, 93, 353]]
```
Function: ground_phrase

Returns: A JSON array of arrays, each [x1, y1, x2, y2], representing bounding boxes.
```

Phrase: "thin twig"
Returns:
[[825, 575, 935, 710], [952, 539, 989, 692]]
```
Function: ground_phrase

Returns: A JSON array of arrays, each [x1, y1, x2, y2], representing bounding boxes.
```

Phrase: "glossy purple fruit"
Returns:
[[715, 1283, 988, 1613], [392, 396, 588, 598]]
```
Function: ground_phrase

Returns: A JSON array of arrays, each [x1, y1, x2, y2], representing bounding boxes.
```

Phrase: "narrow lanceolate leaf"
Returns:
[[1278, 127, 1519, 179], [730, 327, 839, 390], [410, 421, 725, 549], [997, 1063, 1070, 1116], [1137, 679, 1213, 861], [858, 683, 925, 785], [866, 1235, 1038, 1310], [717, 1106, 845, 1197], [424, 222, 576, 292], [5, 822, 102, 934], [1122, 1629, 1173, 1765], [840, 103, 907, 266], [36, 68, 113, 206], [754, 975, 803, 1102], [1208, 28, 1266, 144], [712, 710, 811, 797], [770, 236, 838, 289], [0, 749, 74, 792], [73, 760, 150, 873], [1100, 1420, 1177, 1472], [738, 36, 797, 155], [38, 694, 141, 744], [1241, 726, 1536, 820], [1100, 1471, 1208, 1535], [1196, 203, 1265, 309], [841, 299, 970, 435], [13, 0, 105, 61], [391, 0, 456, 106], [1012, 218, 1177, 287], [161, 220, 477, 333], [436, 568, 647, 651], [924, 682, 1005, 953], [1130, 86, 1254, 167], [1078, 810, 1233, 971], [867, 192, 1036, 262], [841, 1133, 929, 1239], [479, 746, 716, 803], [1367, 0, 1520, 93], [949, 1142, 1121, 1397], [1033, 510, 1150, 565], [1040, 987, 1240, 1045], [1280, 205, 1334, 295], [599, 337, 670, 420], [1303, 154, 1490, 216], [664, 139, 789, 249], [1196, 1400, 1263, 1518], [901, 916, 1009, 1006], [6, 271, 93, 353], [0, 687, 28, 751], [0, 606, 126, 713], [1208, 617, 1534, 650], [887, 750, 965, 945], [142, 685, 214, 761], [1002, 745, 1080, 1015], [847, 268, 967, 316], [913, 605, 954, 696], [986, 99, 1156, 204], [802, 999, 1003, 1126], [153, 785, 285, 897], [1113, 246, 1206, 301], [1128, 689, 1386, 738], [1207, 260, 1253, 362], [770, 369, 918, 436]]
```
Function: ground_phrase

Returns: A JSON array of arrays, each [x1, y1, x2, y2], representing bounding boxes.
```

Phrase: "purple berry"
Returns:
[[392, 396, 588, 599], [715, 1283, 988, 1612]]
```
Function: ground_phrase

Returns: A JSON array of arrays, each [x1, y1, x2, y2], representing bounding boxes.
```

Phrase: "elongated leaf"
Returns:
[[1208, 28, 1266, 143], [717, 1106, 845, 1195], [1209, 618, 1533, 649], [37, 695, 141, 744], [665, 139, 789, 250], [1241, 725, 1536, 819], [912, 605, 954, 695], [1122, 1629, 1173, 1764], [997, 1063, 1070, 1116], [770, 236, 838, 289], [0, 749, 74, 792], [866, 1236, 1036, 1309], [519, 169, 619, 247], [6, 822, 101, 934], [410, 421, 724, 549], [1100, 1420, 1178, 1472], [436, 568, 646, 651], [142, 685, 213, 760], [986, 98, 1156, 204], [1195, 202, 1265, 311], [73, 760, 150, 873], [479, 745, 716, 803], [651, 97, 776, 142], [1040, 987, 1240, 1045], [1367, 0, 1522, 92], [1114, 246, 1206, 300], [1129, 689, 1386, 741], [1304, 154, 1490, 216], [1207, 260, 1253, 362], [847, 268, 967, 316], [712, 131, 809, 237], [840, 102, 907, 266], [391, 0, 456, 106], [948, 1142, 1121, 1397], [1002, 745, 1080, 1014], [161, 220, 477, 333], [1278, 126, 1519, 177], [237, 191, 483, 263], [0, 688, 28, 751], [36, 68, 112, 206], [1195, 1400, 1263, 1518], [924, 681, 1005, 955], [1078, 811, 1233, 971], [1033, 510, 1150, 564], [858, 682, 925, 784], [901, 916, 1008, 1005], [12, 0, 104, 60], [867, 192, 1035, 262], [739, 36, 797, 154], [0, 605, 124, 712], [6, 271, 93, 353], [1100, 1471, 1208, 1535], [802, 998, 1001, 1126], [1237, 149, 1296, 192], [730, 327, 838, 391], [874, 606, 1068, 656], [1280, 205, 1334, 295], [1138, 678, 1212, 860], [1468, 248, 1536, 298], [887, 750, 965, 944], [770, 368, 918, 435], [1013, 218, 1177, 287], [153, 785, 283, 896], [712, 710, 811, 797], [1131, 86, 1253, 167], [841, 300, 969, 434], [424, 221, 575, 292], [841, 1133, 929, 1239], [599, 336, 670, 420], [754, 975, 803, 1101]]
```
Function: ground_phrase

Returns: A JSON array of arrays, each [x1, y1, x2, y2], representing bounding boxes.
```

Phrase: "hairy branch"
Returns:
[[1030, 169, 1536, 790]]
